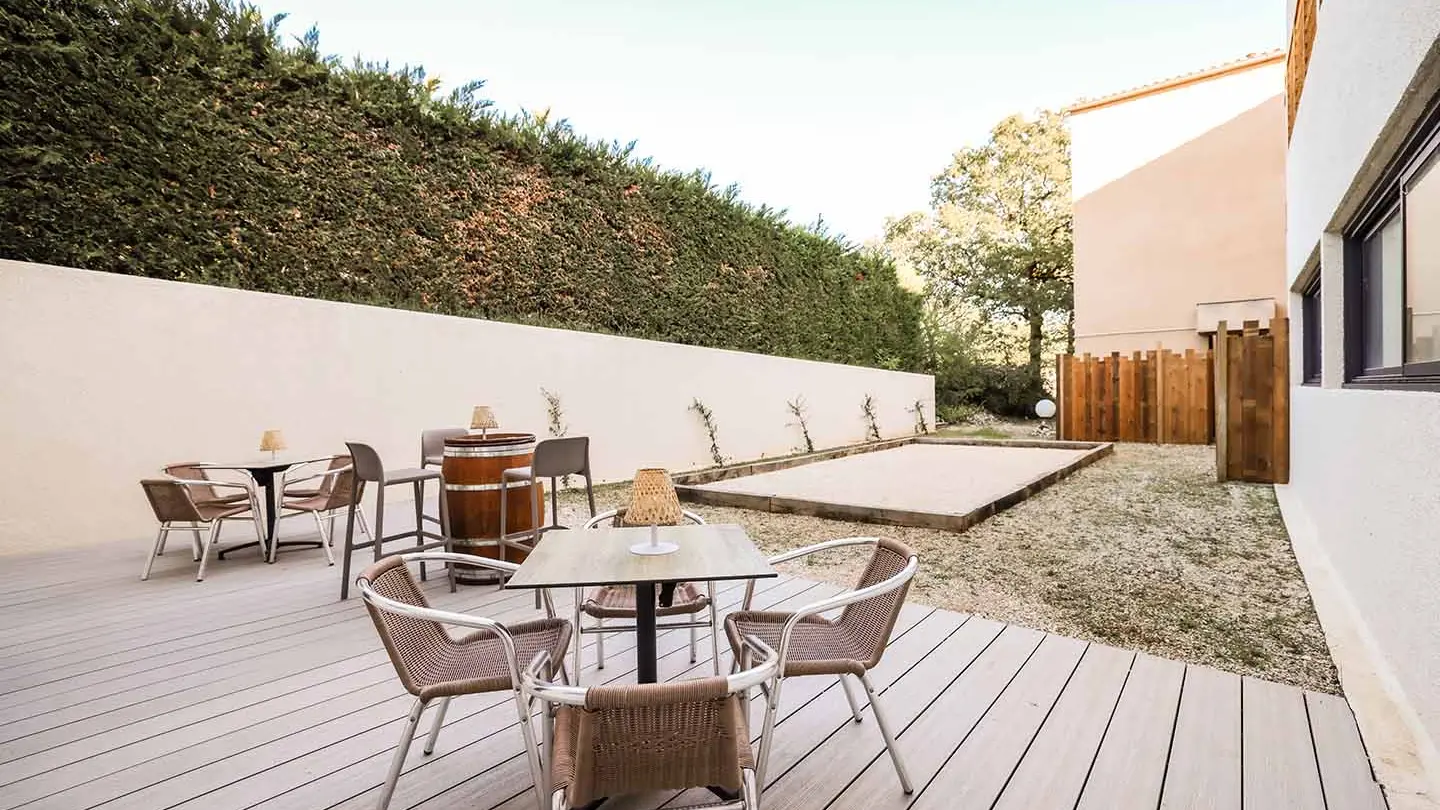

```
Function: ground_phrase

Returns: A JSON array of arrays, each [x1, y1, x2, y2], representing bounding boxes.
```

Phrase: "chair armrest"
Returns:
[[165, 476, 256, 492], [399, 550, 519, 575], [771, 555, 918, 666], [282, 465, 352, 487], [742, 537, 879, 610]]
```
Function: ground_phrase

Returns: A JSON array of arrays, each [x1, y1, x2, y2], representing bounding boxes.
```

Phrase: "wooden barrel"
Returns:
[[442, 433, 545, 585]]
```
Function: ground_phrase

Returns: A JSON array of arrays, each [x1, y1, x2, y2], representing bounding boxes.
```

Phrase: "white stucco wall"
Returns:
[[1070, 61, 1284, 200], [0, 260, 933, 552], [1284, 1, 1440, 801]]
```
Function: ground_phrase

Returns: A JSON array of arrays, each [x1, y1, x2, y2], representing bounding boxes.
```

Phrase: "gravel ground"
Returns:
[[554, 441, 1339, 693]]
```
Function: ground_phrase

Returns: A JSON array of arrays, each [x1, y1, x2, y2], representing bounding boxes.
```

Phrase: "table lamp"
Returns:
[[259, 429, 287, 460], [623, 468, 682, 556], [470, 406, 498, 438]]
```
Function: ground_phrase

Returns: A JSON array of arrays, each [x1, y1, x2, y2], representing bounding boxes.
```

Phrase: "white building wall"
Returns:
[[0, 260, 933, 552], [1284, 0, 1440, 801]]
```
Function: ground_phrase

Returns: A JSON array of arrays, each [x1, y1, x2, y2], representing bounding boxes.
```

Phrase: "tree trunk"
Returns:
[[1026, 306, 1045, 386], [1066, 305, 1075, 355]]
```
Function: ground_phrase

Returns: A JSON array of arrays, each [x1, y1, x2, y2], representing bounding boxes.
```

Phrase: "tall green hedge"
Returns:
[[0, 0, 923, 370]]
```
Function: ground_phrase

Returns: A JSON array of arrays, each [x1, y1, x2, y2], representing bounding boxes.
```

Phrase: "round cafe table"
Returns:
[[203, 457, 329, 562]]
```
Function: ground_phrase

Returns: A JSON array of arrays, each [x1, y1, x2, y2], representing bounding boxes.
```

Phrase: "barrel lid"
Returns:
[[444, 432, 537, 448]]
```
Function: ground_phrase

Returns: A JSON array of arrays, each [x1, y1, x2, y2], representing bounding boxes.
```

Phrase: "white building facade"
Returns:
[[1282, 1, 1440, 805]]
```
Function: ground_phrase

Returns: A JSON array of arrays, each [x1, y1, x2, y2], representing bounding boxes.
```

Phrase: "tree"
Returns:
[[886, 111, 1073, 388]]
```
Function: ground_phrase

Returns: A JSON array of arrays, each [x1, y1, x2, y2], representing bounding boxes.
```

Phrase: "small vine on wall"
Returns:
[[909, 400, 929, 434], [690, 398, 726, 467], [786, 396, 815, 453], [540, 387, 572, 486], [861, 394, 881, 441]]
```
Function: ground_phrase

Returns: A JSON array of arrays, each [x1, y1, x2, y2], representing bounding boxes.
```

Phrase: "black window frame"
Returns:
[[1344, 94, 1440, 390], [1301, 272, 1322, 385]]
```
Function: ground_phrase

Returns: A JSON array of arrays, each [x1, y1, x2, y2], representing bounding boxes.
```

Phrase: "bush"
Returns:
[[0, 0, 924, 371]]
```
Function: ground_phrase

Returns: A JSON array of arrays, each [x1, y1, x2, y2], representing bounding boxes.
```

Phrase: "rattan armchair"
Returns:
[[357, 551, 571, 810], [163, 462, 251, 508], [522, 636, 780, 810], [724, 536, 919, 793], [274, 455, 368, 564], [574, 508, 718, 684], [139, 477, 264, 581]]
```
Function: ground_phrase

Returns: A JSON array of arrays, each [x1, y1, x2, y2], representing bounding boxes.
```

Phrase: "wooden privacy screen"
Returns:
[[1055, 349, 1213, 444], [1215, 319, 1290, 484]]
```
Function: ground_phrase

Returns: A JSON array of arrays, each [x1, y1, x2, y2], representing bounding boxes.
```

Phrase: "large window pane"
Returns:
[[1406, 151, 1440, 363], [1363, 210, 1404, 369]]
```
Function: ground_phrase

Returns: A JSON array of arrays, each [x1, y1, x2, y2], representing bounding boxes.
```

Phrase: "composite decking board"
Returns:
[[0, 538, 1385, 810], [1073, 653, 1187, 810], [0, 585, 588, 803], [593, 607, 963, 810], [1160, 665, 1243, 810], [1242, 676, 1327, 810], [1306, 692, 1388, 810], [252, 582, 845, 810], [989, 643, 1135, 810], [779, 620, 1033, 810], [5, 576, 800, 801], [909, 634, 1089, 810]]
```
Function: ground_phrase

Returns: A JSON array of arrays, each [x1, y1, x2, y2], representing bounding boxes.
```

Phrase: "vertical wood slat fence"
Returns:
[[1215, 318, 1290, 484], [1055, 348, 1213, 445]]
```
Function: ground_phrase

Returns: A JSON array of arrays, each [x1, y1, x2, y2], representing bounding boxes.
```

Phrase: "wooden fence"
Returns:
[[1055, 349, 1213, 444], [1215, 319, 1290, 483]]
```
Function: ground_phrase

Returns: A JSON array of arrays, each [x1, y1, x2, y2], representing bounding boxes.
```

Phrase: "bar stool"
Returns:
[[419, 428, 466, 533], [500, 437, 596, 606], [339, 441, 453, 600]]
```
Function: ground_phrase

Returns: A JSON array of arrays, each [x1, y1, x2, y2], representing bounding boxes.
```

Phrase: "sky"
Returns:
[[265, 0, 1285, 244]]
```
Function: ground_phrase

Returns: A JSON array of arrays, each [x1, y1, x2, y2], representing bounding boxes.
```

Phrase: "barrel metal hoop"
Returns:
[[443, 480, 536, 492], [443, 443, 537, 458]]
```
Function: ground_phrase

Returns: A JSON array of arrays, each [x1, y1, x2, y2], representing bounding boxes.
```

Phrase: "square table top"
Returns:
[[504, 523, 777, 590]]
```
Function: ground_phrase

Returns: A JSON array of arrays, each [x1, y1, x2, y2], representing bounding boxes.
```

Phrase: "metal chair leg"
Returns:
[[413, 481, 426, 582], [513, 689, 545, 810], [596, 617, 605, 668], [572, 589, 584, 687], [861, 672, 913, 793], [196, 521, 221, 582], [839, 675, 864, 723], [373, 489, 386, 563], [689, 624, 698, 664], [313, 511, 336, 565], [741, 768, 760, 809], [423, 696, 451, 755], [340, 481, 362, 601], [142, 525, 168, 580], [377, 698, 426, 810], [707, 583, 720, 675], [756, 676, 785, 789], [530, 473, 541, 610]]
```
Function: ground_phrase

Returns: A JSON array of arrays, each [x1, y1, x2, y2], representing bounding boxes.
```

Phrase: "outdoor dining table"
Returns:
[[504, 523, 777, 683], [202, 457, 330, 562]]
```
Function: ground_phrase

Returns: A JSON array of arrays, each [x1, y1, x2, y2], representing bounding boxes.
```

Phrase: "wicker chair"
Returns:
[[724, 537, 919, 793], [522, 636, 780, 810], [357, 552, 571, 810], [139, 477, 264, 581], [163, 462, 250, 508], [273, 455, 367, 564], [574, 508, 718, 684]]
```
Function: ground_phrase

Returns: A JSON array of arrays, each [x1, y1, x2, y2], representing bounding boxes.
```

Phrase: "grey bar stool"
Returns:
[[419, 428, 466, 532], [500, 437, 596, 605], [339, 441, 453, 600]]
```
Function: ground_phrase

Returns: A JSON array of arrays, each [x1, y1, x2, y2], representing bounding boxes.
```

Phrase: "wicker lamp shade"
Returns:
[[470, 406, 499, 431], [622, 468, 683, 527], [259, 429, 287, 453]]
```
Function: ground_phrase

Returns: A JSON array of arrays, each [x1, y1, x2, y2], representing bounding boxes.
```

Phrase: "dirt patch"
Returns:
[[555, 442, 1338, 693]]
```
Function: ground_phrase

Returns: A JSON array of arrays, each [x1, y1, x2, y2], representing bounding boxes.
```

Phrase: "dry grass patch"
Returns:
[[557, 442, 1338, 693]]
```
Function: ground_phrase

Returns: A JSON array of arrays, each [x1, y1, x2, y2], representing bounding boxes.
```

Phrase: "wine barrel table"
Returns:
[[442, 432, 545, 585]]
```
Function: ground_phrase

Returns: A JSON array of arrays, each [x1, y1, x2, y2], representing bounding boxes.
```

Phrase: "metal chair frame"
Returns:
[[273, 457, 373, 564], [522, 635, 780, 810], [572, 508, 719, 684], [340, 442, 451, 600], [357, 551, 564, 810], [736, 537, 919, 793], [141, 476, 265, 581]]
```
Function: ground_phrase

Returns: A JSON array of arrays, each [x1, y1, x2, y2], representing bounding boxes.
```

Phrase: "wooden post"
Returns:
[[1055, 354, 1067, 441], [1214, 321, 1229, 481], [1272, 317, 1291, 484], [1155, 343, 1167, 444]]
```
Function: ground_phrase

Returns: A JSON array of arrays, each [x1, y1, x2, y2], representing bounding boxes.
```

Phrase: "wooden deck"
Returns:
[[0, 527, 1387, 810]]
